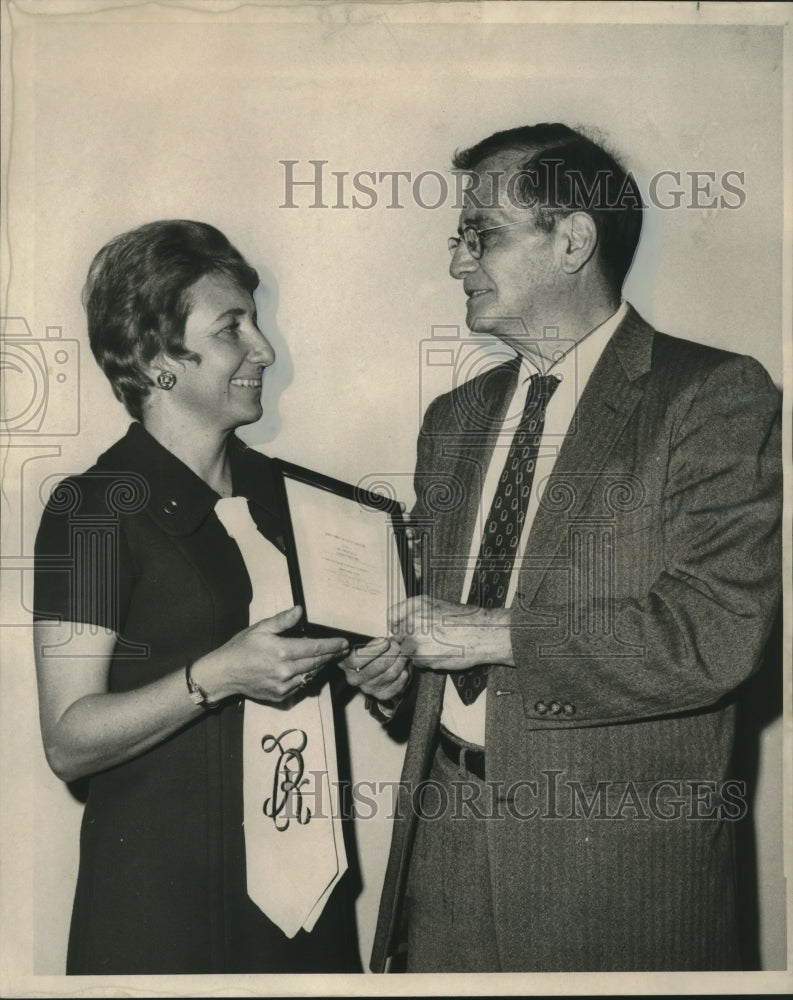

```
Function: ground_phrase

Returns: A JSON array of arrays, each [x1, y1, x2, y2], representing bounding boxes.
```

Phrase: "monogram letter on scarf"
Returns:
[[215, 496, 347, 938]]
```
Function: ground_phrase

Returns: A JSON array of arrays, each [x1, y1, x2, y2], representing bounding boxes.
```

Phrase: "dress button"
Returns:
[[549, 701, 562, 715], [563, 703, 575, 716], [163, 499, 179, 515], [535, 700, 548, 715]]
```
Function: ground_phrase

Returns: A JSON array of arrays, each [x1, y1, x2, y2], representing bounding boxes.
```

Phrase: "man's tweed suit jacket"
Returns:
[[371, 305, 782, 972]]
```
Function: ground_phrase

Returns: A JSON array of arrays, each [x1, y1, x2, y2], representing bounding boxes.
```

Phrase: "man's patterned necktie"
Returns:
[[453, 372, 560, 705]]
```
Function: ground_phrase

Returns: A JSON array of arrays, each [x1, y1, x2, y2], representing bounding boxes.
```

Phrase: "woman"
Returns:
[[33, 220, 409, 974]]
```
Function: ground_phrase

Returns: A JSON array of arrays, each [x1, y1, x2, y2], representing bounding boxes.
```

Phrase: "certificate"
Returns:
[[274, 461, 415, 643]]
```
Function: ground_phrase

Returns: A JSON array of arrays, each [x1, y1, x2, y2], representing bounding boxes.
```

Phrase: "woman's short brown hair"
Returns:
[[83, 220, 259, 420]]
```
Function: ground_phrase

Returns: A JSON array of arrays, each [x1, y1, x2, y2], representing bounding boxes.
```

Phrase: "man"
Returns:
[[370, 124, 782, 972]]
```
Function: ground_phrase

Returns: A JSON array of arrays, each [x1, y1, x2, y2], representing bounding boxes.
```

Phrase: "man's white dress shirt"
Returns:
[[441, 302, 629, 746]]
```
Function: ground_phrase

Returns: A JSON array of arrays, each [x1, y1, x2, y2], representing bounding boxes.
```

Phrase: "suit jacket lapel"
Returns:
[[518, 306, 655, 607], [437, 359, 520, 603]]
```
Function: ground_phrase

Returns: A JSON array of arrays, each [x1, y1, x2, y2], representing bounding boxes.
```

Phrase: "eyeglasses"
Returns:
[[448, 220, 537, 260]]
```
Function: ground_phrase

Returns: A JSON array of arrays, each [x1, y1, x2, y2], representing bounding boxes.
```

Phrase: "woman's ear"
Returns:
[[146, 353, 180, 390]]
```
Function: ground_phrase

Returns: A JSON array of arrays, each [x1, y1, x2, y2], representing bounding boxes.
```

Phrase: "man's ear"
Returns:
[[559, 212, 598, 274]]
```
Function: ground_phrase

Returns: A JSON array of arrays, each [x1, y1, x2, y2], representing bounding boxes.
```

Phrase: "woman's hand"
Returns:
[[193, 606, 349, 704], [389, 596, 514, 672], [338, 636, 412, 702], [34, 607, 348, 783]]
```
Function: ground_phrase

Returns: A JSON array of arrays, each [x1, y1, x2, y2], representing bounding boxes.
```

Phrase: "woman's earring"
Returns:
[[157, 371, 177, 390]]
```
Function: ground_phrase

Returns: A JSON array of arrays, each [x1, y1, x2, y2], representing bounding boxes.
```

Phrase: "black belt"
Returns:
[[439, 728, 486, 782]]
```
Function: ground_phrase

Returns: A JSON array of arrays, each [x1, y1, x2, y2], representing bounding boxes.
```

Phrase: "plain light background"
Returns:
[[1, 1, 789, 993]]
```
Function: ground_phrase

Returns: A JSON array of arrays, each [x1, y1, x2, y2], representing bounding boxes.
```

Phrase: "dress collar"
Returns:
[[94, 422, 280, 537]]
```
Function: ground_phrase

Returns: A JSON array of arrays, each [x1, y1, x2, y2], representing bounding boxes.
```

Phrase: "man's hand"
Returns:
[[389, 596, 514, 672], [339, 636, 412, 702]]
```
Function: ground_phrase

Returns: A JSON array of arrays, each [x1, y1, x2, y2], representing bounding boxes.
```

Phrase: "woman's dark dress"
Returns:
[[34, 422, 360, 974]]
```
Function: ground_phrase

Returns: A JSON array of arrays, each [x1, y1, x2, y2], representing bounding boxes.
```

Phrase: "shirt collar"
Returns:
[[517, 300, 629, 385]]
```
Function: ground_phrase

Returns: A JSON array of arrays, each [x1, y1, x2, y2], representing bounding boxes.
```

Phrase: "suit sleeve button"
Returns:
[[563, 703, 575, 716], [549, 701, 562, 715], [534, 701, 548, 715]]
